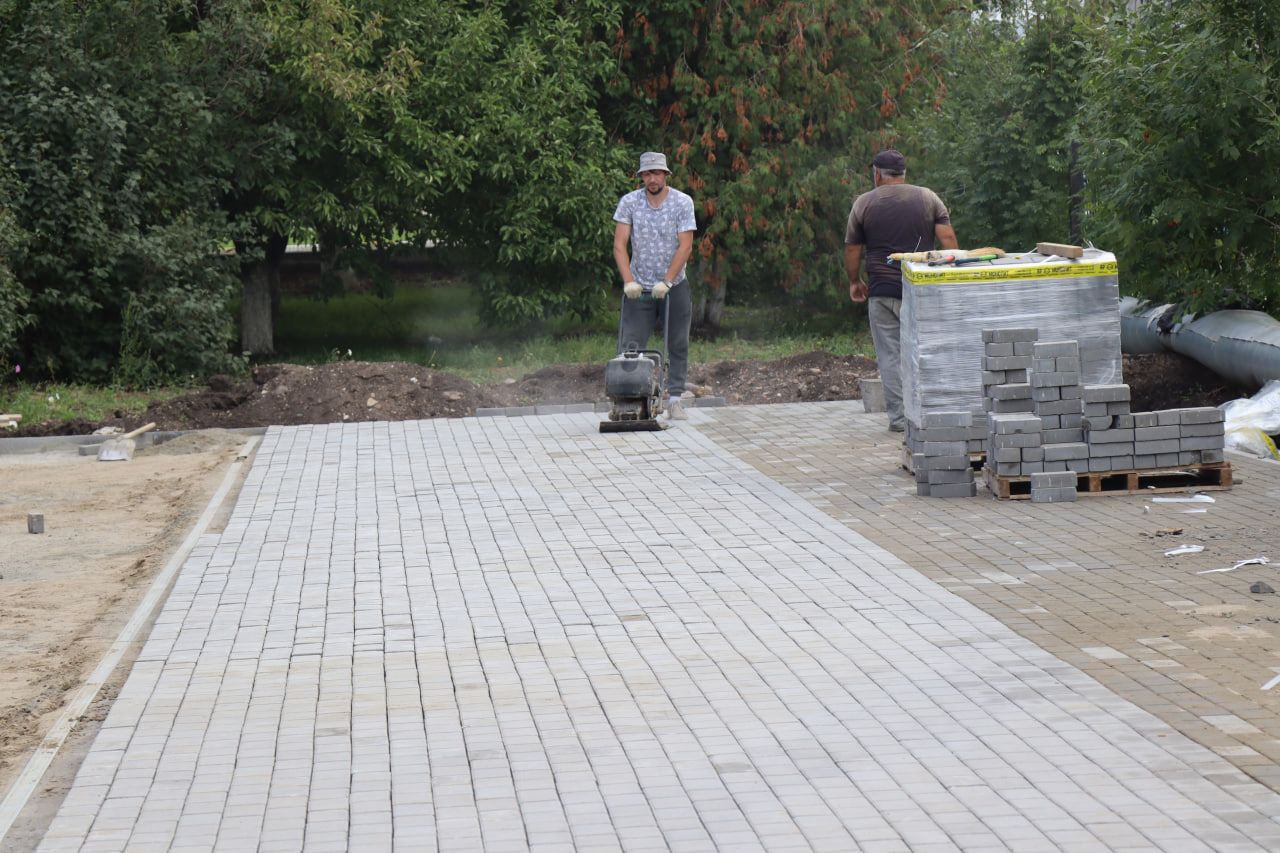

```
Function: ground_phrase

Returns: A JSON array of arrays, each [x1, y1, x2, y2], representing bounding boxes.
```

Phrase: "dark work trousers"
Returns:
[[619, 282, 691, 395]]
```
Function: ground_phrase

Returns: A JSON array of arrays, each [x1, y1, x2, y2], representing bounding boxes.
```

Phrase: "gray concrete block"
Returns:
[[991, 384, 1032, 401], [990, 414, 1042, 434], [1202, 449, 1224, 463], [1061, 385, 1083, 400], [983, 327, 1039, 343], [1061, 413, 1083, 429], [1156, 452, 1181, 467], [928, 454, 972, 470], [993, 447, 1021, 463], [1082, 384, 1131, 403], [1037, 399, 1084, 416], [1133, 454, 1156, 469], [1066, 457, 1090, 473], [984, 342, 1014, 357], [508, 406, 537, 416], [1031, 486, 1077, 503], [916, 482, 932, 496], [535, 404, 567, 414], [928, 468, 973, 485], [1135, 438, 1180, 455], [967, 438, 986, 452], [995, 461, 1022, 476], [1107, 455, 1134, 470], [563, 402, 597, 413], [981, 370, 1008, 386], [1020, 461, 1045, 474], [1132, 411, 1158, 427], [692, 396, 727, 408], [1006, 369, 1029, 384], [1084, 416, 1113, 430], [1040, 415, 1061, 429], [1084, 401, 1109, 417], [923, 441, 968, 456], [1032, 385, 1062, 403], [1021, 446, 1045, 462], [1087, 428, 1135, 444], [475, 407, 506, 417], [985, 355, 1033, 371], [1042, 460, 1068, 472], [1107, 400, 1131, 415], [1032, 358, 1057, 374], [595, 401, 613, 413], [990, 397, 1036, 413], [1031, 372, 1079, 388], [1180, 435, 1224, 451], [1043, 442, 1088, 461], [28, 512, 43, 534], [1112, 413, 1135, 429], [922, 411, 974, 428], [859, 378, 886, 412], [929, 481, 978, 498], [1033, 340, 1079, 358], [1043, 428, 1084, 443], [1181, 422, 1225, 437], [918, 427, 971, 442], [1013, 341, 1036, 356], [1135, 425, 1181, 441], [1031, 471, 1076, 488], [1180, 407, 1225, 424], [1156, 410, 1181, 426], [1054, 356, 1080, 373], [990, 432, 1042, 448], [1089, 457, 1116, 472], [1178, 451, 1203, 465]]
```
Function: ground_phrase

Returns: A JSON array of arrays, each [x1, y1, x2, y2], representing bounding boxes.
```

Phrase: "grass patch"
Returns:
[[272, 274, 875, 384], [0, 382, 188, 426]]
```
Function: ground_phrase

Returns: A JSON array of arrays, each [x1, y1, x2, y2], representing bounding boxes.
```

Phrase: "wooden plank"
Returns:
[[984, 462, 1231, 500], [1035, 241, 1084, 258]]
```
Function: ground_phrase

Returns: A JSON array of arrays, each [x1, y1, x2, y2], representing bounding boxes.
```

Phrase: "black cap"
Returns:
[[871, 149, 906, 172]]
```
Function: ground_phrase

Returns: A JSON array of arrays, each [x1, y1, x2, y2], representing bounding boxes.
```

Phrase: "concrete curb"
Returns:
[[0, 426, 268, 456], [475, 397, 728, 418]]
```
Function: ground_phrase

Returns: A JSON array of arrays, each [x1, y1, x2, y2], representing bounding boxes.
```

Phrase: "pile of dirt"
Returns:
[[5, 351, 1254, 436]]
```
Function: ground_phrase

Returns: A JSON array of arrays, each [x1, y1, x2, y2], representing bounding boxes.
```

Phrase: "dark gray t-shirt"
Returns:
[[614, 187, 697, 286], [845, 184, 951, 299]]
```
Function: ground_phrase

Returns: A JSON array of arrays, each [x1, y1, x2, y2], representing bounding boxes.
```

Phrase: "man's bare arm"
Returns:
[[664, 231, 694, 283], [844, 243, 868, 303], [613, 222, 633, 282], [936, 223, 958, 250]]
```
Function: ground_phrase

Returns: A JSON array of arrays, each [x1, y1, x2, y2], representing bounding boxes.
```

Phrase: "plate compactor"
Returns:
[[600, 291, 670, 433]]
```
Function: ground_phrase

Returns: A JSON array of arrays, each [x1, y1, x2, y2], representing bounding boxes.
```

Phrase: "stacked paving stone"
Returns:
[[911, 411, 979, 498], [1082, 384, 1135, 470], [981, 328, 1035, 414], [986, 413, 1044, 477], [1030, 340, 1088, 472], [1030, 470, 1078, 503]]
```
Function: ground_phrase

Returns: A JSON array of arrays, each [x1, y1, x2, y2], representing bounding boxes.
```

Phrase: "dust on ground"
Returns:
[[0, 432, 246, 841], [8, 350, 1247, 437]]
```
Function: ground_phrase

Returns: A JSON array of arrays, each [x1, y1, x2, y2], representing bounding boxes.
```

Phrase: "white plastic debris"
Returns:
[[1197, 556, 1270, 575], [1180, 509, 1208, 514], [1151, 494, 1216, 504], [1164, 544, 1205, 557], [1262, 673, 1280, 691], [1222, 379, 1280, 460]]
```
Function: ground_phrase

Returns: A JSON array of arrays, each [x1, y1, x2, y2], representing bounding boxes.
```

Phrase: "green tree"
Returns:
[[900, 1, 1092, 253], [603, 0, 952, 328], [1080, 0, 1280, 311], [0, 0, 240, 381]]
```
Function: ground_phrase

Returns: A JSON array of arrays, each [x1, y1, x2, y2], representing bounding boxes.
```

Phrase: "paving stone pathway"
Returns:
[[38, 409, 1280, 851]]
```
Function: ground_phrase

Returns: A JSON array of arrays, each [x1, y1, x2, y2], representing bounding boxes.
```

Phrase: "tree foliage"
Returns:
[[0, 0, 240, 381], [1080, 0, 1280, 312], [900, 1, 1089, 252], [603, 0, 952, 315]]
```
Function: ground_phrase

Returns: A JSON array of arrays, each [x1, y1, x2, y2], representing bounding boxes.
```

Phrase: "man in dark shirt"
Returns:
[[844, 149, 958, 432]]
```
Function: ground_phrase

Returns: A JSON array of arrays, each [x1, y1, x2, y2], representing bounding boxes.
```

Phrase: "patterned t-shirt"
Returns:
[[613, 187, 697, 286]]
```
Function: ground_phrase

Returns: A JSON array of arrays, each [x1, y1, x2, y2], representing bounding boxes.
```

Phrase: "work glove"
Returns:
[[623, 281, 642, 299], [652, 280, 673, 299]]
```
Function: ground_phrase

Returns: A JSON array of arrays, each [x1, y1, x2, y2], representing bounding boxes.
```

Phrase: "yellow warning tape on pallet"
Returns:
[[905, 260, 1118, 285]]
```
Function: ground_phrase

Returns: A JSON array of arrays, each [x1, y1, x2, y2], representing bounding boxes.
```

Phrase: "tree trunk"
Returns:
[[1068, 140, 1085, 246], [693, 257, 727, 333], [238, 234, 286, 356]]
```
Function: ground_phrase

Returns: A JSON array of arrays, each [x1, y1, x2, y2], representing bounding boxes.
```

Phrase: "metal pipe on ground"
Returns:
[[1119, 297, 1280, 390]]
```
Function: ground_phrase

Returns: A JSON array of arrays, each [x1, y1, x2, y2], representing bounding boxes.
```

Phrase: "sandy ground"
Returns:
[[0, 430, 251, 848]]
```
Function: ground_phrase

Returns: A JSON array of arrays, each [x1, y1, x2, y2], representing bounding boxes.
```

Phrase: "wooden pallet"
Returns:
[[983, 462, 1232, 500], [900, 445, 984, 475]]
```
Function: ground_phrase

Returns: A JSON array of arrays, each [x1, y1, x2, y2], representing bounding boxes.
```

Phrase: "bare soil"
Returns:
[[9, 351, 1247, 436], [0, 433, 246, 834]]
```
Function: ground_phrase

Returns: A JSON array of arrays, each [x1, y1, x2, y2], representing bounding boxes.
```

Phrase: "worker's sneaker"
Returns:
[[667, 398, 688, 420], [888, 420, 905, 433]]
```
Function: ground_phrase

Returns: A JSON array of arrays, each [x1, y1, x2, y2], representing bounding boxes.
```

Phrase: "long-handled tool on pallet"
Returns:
[[600, 286, 672, 433], [97, 422, 156, 462]]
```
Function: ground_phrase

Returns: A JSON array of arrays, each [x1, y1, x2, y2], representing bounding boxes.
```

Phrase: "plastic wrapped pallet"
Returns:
[[900, 248, 1122, 426]]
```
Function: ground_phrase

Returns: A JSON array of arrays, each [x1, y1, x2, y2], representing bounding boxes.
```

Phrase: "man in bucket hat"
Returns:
[[612, 151, 697, 420], [844, 148, 958, 432]]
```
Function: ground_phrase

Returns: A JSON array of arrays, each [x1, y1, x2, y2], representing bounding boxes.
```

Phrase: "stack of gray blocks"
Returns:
[[911, 411, 979, 498], [987, 412, 1045, 477], [982, 328, 1035, 414], [1083, 398, 1226, 470], [1030, 471, 1078, 503]]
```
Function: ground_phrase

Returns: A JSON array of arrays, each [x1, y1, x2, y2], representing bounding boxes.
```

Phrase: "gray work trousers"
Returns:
[[619, 283, 691, 395], [867, 296, 905, 428]]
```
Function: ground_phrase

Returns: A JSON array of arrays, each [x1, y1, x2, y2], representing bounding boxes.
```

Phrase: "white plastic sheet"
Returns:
[[1222, 379, 1280, 460]]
